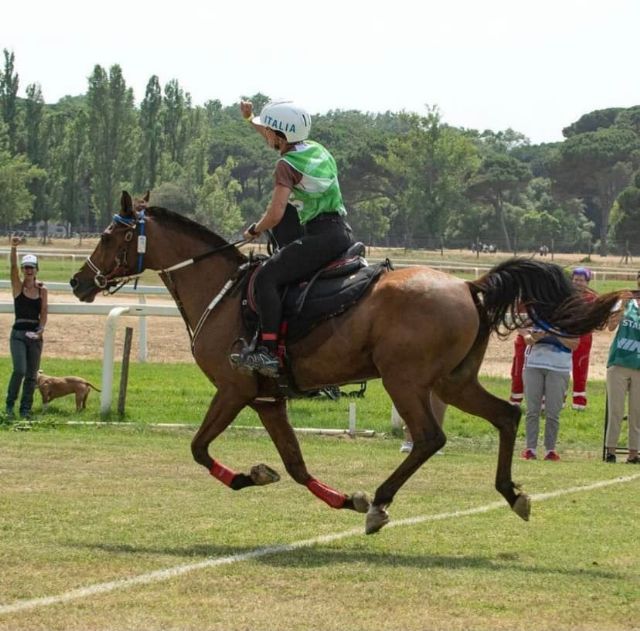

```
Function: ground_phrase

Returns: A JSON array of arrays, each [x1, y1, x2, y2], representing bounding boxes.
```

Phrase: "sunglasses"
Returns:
[[21, 265, 36, 270]]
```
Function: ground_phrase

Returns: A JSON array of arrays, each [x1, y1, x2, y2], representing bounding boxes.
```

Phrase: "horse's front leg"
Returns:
[[366, 385, 447, 534], [192, 390, 279, 491], [251, 399, 370, 513]]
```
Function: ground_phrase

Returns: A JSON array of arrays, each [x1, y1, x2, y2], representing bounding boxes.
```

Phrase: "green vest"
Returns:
[[279, 141, 346, 225], [607, 300, 640, 370]]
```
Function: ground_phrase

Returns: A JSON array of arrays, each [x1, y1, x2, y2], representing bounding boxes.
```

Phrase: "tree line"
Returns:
[[1, 49, 640, 255]]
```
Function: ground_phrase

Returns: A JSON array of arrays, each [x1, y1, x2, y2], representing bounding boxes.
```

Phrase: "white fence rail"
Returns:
[[0, 301, 180, 415], [0, 280, 171, 365]]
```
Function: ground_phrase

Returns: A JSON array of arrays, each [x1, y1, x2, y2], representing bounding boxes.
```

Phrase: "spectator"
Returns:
[[509, 301, 530, 405], [571, 267, 597, 410], [5, 236, 48, 419], [604, 282, 640, 464], [521, 327, 579, 461], [509, 331, 527, 405]]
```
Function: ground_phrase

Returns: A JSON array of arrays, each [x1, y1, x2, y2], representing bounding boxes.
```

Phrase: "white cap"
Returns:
[[20, 254, 38, 268]]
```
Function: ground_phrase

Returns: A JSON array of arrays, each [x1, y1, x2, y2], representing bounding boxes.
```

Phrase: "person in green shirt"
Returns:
[[231, 100, 354, 378], [605, 279, 640, 464]]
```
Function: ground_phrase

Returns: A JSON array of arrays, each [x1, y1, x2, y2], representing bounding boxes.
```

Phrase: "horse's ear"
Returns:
[[120, 191, 133, 216], [143, 190, 150, 203]]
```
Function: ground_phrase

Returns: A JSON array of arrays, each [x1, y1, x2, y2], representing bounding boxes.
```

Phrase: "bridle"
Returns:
[[84, 209, 251, 347], [85, 211, 148, 294]]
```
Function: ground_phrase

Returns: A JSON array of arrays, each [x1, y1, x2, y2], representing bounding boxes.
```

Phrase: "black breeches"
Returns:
[[255, 219, 354, 343]]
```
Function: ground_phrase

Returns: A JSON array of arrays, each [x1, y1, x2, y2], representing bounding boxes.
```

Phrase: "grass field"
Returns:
[[0, 426, 639, 631], [0, 357, 621, 455], [2, 245, 639, 629]]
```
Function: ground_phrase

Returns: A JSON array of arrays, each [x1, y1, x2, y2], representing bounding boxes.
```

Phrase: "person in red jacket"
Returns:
[[509, 300, 529, 405], [509, 331, 527, 405], [570, 267, 597, 410]]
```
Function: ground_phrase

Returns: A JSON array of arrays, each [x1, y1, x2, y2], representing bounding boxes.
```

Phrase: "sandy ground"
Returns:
[[0, 288, 617, 380]]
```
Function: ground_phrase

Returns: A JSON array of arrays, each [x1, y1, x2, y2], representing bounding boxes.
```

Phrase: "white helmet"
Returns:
[[253, 100, 311, 143], [20, 254, 38, 269]]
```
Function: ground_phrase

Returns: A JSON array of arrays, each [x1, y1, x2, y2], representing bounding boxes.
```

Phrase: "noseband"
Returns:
[[86, 211, 147, 293]]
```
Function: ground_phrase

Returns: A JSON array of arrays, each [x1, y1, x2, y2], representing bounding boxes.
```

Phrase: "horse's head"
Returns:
[[70, 190, 150, 302]]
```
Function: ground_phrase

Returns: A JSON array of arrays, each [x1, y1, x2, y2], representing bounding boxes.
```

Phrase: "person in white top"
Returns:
[[521, 327, 579, 461]]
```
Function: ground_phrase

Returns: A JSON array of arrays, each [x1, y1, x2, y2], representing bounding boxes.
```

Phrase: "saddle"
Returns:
[[241, 241, 390, 345]]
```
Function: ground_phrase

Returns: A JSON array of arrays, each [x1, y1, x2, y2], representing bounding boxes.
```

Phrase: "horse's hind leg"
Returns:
[[191, 390, 278, 491], [367, 380, 446, 534], [437, 378, 530, 521], [251, 399, 370, 513]]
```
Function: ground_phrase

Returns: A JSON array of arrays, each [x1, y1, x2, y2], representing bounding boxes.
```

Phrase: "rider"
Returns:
[[232, 99, 354, 377]]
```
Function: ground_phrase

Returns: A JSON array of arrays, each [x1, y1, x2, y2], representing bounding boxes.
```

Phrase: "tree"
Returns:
[[47, 104, 90, 232], [162, 79, 188, 165], [551, 127, 640, 254], [194, 157, 243, 237], [0, 49, 19, 154], [349, 197, 393, 244], [136, 75, 163, 190], [151, 181, 195, 215], [562, 108, 624, 138], [86, 64, 136, 226], [610, 172, 640, 254], [0, 121, 44, 227], [23, 83, 51, 239], [465, 153, 531, 250], [378, 108, 479, 247]]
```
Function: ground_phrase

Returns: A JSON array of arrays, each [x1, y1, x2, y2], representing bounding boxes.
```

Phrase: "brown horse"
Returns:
[[70, 192, 621, 534]]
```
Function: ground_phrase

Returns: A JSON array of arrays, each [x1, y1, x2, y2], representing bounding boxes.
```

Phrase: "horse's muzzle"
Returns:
[[70, 276, 98, 303]]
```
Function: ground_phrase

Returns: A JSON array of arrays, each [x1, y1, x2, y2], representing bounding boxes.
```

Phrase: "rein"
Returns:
[[86, 210, 250, 347], [86, 211, 247, 294]]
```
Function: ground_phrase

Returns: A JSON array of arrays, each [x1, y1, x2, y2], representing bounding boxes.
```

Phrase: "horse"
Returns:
[[70, 192, 622, 534]]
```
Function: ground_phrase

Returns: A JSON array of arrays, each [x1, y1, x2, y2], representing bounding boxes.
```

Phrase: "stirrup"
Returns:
[[230, 344, 280, 378]]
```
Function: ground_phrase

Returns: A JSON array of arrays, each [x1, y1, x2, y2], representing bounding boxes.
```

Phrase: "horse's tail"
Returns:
[[467, 257, 621, 336]]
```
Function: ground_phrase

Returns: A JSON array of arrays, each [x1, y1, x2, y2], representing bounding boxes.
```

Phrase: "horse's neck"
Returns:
[[150, 236, 239, 329]]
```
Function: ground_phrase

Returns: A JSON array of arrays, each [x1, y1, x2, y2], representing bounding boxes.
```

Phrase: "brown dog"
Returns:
[[37, 370, 101, 411]]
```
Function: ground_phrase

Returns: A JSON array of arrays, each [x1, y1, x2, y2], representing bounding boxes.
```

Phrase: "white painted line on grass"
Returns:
[[1, 472, 638, 616]]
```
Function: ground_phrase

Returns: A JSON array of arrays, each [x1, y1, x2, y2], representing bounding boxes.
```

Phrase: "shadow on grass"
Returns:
[[68, 541, 620, 580]]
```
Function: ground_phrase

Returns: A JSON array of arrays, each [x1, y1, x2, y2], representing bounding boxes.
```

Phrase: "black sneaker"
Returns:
[[229, 346, 280, 378], [605, 453, 616, 463], [625, 456, 640, 464]]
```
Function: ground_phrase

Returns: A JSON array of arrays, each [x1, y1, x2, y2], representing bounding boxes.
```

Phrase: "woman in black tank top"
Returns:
[[5, 236, 48, 420]]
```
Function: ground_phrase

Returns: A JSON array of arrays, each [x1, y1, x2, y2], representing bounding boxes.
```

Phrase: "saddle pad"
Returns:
[[283, 263, 386, 342]]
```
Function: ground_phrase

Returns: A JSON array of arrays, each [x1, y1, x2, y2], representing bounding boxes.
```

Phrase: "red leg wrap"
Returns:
[[306, 478, 347, 509], [210, 460, 237, 487]]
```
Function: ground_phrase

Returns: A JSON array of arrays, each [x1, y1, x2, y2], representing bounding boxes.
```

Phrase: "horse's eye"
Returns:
[[100, 233, 110, 243]]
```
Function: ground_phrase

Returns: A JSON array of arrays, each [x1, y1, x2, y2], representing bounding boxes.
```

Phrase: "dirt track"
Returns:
[[0, 289, 617, 380]]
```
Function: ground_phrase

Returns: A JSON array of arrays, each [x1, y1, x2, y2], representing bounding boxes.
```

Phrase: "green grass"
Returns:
[[0, 426, 638, 630], [0, 357, 619, 455]]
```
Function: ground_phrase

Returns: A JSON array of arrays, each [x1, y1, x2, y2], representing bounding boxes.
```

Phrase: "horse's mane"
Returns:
[[146, 206, 247, 263]]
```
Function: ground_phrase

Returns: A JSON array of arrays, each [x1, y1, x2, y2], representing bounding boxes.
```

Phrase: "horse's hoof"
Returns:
[[349, 491, 371, 514], [512, 493, 531, 521], [365, 504, 390, 534], [250, 464, 280, 486]]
